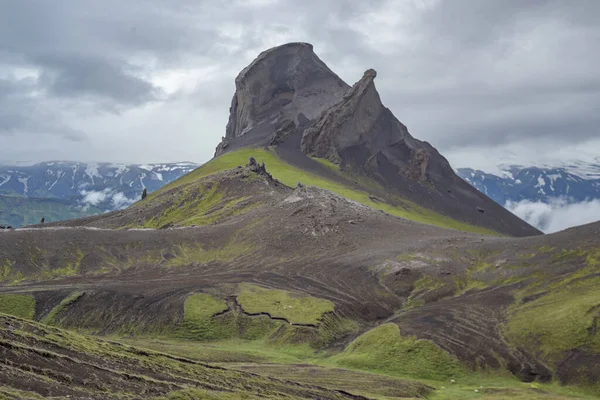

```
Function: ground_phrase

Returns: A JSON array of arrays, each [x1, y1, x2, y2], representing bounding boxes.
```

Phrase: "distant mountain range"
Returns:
[[456, 162, 600, 204], [456, 161, 600, 232], [0, 161, 198, 226]]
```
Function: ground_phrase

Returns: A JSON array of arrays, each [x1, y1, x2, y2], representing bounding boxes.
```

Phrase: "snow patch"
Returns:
[[547, 173, 562, 183], [0, 174, 11, 188], [48, 171, 65, 192], [17, 177, 29, 194], [84, 163, 101, 184], [536, 176, 546, 187]]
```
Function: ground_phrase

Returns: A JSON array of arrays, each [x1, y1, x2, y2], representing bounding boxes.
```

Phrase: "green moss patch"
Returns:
[[505, 277, 600, 364], [166, 242, 254, 267], [178, 293, 230, 340], [330, 323, 464, 380], [41, 291, 83, 325], [0, 294, 35, 319], [140, 181, 256, 229], [237, 284, 335, 325]]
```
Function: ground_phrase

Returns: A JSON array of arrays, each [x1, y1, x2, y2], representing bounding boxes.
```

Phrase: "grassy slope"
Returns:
[[329, 323, 464, 381], [144, 148, 498, 235], [119, 336, 598, 400], [0, 293, 35, 319], [503, 249, 600, 385], [237, 283, 335, 325], [0, 194, 100, 227], [0, 314, 381, 400]]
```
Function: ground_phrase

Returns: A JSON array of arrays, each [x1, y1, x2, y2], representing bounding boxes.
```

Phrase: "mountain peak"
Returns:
[[234, 42, 315, 85], [215, 43, 349, 157]]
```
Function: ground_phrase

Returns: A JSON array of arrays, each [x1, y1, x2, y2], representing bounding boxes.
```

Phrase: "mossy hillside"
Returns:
[[175, 291, 357, 349], [166, 241, 255, 267], [330, 323, 465, 381], [148, 148, 499, 235], [237, 283, 335, 325], [135, 180, 258, 229], [0, 315, 371, 400], [505, 277, 600, 365], [177, 293, 232, 340], [3, 248, 85, 284], [0, 258, 25, 285], [176, 292, 295, 343], [160, 389, 266, 400], [118, 338, 598, 400], [41, 291, 84, 325], [0, 294, 35, 319]]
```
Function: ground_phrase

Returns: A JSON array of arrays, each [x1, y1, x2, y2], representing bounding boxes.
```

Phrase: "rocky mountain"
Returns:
[[457, 163, 600, 205], [1, 42, 598, 399], [215, 42, 540, 237], [0, 161, 198, 226]]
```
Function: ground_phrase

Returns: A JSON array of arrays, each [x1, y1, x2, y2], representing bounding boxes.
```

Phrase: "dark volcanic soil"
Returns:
[[1, 167, 599, 388]]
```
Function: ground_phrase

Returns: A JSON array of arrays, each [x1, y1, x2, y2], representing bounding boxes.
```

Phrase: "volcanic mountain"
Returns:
[[215, 42, 540, 237], [0, 43, 598, 399]]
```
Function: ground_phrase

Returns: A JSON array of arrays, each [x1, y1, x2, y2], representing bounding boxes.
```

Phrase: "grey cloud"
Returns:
[[0, 77, 87, 141], [34, 53, 165, 107], [0, 0, 598, 166]]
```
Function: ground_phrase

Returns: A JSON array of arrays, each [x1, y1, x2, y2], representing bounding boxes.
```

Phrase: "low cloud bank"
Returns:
[[505, 197, 600, 233], [79, 189, 136, 210]]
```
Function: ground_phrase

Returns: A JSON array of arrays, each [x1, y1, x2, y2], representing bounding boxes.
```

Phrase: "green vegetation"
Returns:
[[139, 181, 257, 229], [506, 277, 600, 365], [237, 283, 335, 325], [119, 337, 598, 400], [45, 249, 85, 279], [149, 148, 498, 235], [0, 259, 14, 282], [166, 241, 255, 267], [0, 293, 35, 319], [12, 247, 85, 283], [160, 389, 265, 400], [2, 314, 386, 400], [41, 291, 83, 325], [177, 293, 230, 340], [330, 323, 465, 380]]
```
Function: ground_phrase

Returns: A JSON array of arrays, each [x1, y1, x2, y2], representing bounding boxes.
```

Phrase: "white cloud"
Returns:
[[505, 197, 600, 233], [79, 188, 135, 210], [80, 188, 111, 206], [111, 192, 135, 209]]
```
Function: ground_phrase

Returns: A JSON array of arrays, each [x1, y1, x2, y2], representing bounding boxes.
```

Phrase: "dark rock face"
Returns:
[[214, 43, 349, 157], [214, 42, 542, 238], [301, 68, 448, 185]]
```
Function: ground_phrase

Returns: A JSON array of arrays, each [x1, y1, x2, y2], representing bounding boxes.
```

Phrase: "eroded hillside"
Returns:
[[1, 42, 599, 399]]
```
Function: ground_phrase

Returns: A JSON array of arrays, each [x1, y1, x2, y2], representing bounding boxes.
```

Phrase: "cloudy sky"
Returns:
[[1, 0, 599, 170]]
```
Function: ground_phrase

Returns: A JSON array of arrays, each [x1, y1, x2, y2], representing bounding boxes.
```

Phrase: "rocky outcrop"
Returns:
[[214, 43, 349, 157], [301, 68, 450, 185]]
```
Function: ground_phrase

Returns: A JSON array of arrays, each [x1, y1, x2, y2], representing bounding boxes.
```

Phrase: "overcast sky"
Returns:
[[1, 0, 599, 171]]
